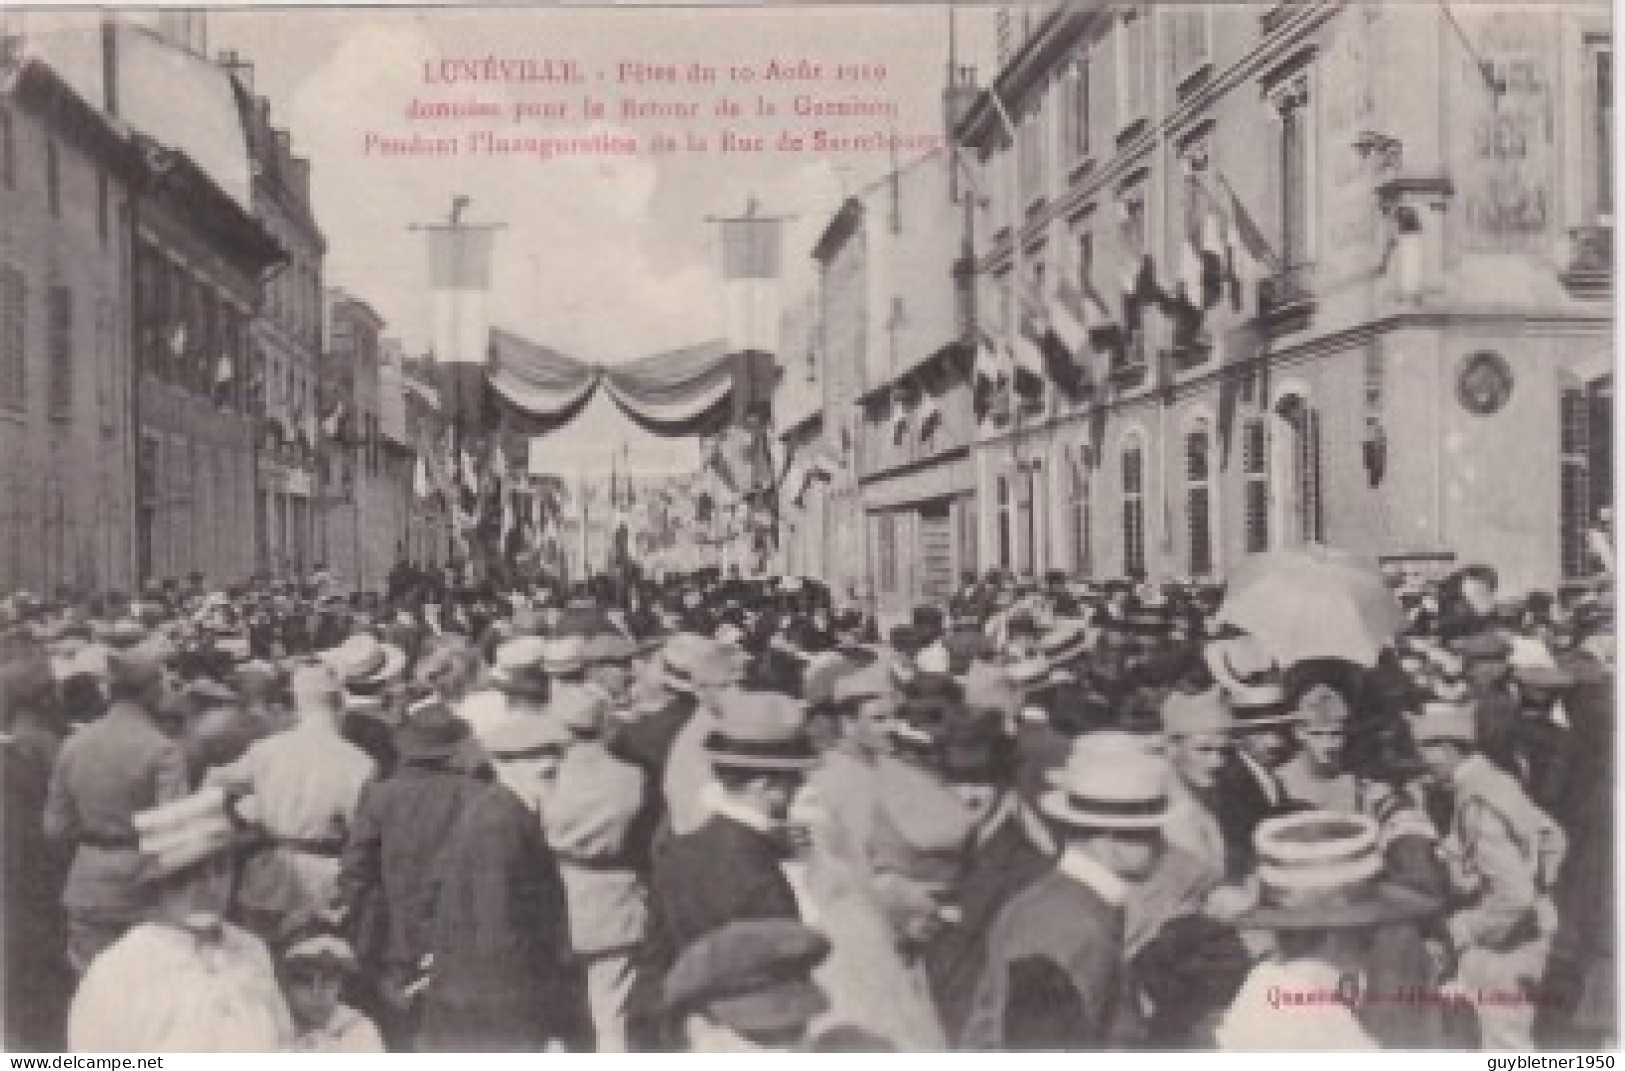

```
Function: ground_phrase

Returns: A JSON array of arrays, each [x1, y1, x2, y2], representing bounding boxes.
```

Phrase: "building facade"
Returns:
[[321, 287, 396, 593], [851, 149, 979, 621], [239, 70, 326, 585], [960, 2, 1612, 595], [120, 23, 279, 590], [0, 38, 139, 597]]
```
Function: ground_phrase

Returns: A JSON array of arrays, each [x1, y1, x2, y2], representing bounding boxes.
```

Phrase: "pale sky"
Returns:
[[190, 5, 997, 479]]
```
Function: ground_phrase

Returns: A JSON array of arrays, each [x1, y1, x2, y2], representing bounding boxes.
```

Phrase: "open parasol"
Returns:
[[1216, 544, 1405, 668]]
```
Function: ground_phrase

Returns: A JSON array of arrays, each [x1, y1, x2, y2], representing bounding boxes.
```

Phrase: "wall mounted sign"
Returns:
[[1457, 351, 1515, 415]]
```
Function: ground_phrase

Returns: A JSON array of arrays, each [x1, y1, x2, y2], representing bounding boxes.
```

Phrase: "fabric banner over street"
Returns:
[[483, 328, 746, 440]]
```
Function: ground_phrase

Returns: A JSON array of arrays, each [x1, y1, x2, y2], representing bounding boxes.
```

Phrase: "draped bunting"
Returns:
[[481, 328, 744, 440]]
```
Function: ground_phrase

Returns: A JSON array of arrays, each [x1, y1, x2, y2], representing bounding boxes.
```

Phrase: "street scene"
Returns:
[[0, 1, 1616, 1054]]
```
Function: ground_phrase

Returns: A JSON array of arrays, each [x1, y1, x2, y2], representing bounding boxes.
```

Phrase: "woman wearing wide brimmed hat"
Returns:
[[67, 787, 294, 1052], [1213, 810, 1441, 1051]]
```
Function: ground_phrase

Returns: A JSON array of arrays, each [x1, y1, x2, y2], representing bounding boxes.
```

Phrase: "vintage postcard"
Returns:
[[0, 0, 1614, 1055]]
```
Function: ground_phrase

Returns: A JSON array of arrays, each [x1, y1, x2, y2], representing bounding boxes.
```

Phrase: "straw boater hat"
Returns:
[[482, 711, 570, 762], [281, 931, 359, 975], [131, 785, 250, 882], [1041, 732, 1172, 831], [1235, 811, 1438, 930], [543, 634, 592, 676], [489, 635, 550, 694], [661, 637, 749, 694], [1160, 687, 1235, 738], [702, 691, 818, 772], [1039, 618, 1095, 666], [319, 633, 406, 690], [1204, 633, 1295, 726]]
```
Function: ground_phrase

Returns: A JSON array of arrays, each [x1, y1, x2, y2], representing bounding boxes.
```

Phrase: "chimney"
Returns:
[[218, 48, 254, 91], [273, 129, 291, 160], [291, 156, 311, 202]]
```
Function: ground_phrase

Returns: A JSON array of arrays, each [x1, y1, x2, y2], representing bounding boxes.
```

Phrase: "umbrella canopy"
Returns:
[[1216, 544, 1404, 668]]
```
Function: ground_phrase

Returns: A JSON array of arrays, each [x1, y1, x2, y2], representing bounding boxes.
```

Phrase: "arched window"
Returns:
[[1274, 392, 1323, 545], [1184, 419, 1214, 577], [1069, 445, 1092, 576], [1121, 435, 1146, 578]]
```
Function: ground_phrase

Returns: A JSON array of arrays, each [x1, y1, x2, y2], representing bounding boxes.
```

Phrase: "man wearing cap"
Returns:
[[652, 691, 816, 950], [206, 663, 376, 939], [663, 918, 833, 1051], [45, 641, 190, 971], [279, 929, 385, 1052], [1410, 700, 1565, 1048], [546, 687, 653, 1051], [334, 701, 484, 1044], [418, 710, 578, 1052], [963, 733, 1170, 1050]]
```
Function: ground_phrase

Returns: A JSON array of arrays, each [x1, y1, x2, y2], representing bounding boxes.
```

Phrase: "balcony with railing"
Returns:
[[1256, 262, 1317, 333], [1560, 223, 1613, 299]]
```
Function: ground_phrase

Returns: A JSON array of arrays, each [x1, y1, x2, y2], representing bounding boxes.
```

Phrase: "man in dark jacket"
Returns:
[[964, 733, 1168, 1050], [417, 712, 579, 1051], [336, 703, 484, 1047], [652, 691, 815, 949], [922, 679, 1055, 1042]]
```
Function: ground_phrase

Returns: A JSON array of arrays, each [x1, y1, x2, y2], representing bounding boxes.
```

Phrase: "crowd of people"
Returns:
[[1, 552, 1614, 1052]]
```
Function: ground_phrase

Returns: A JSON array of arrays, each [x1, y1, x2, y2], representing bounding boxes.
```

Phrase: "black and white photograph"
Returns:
[[0, 0, 1615, 1054]]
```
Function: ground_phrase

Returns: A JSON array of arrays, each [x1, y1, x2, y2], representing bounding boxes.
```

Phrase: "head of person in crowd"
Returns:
[[665, 918, 832, 1052], [1450, 630, 1514, 693], [1205, 633, 1298, 770], [481, 706, 570, 815], [1409, 699, 1480, 786], [868, 757, 974, 950], [278, 928, 357, 1037], [2, 649, 62, 735], [827, 656, 898, 757], [487, 634, 550, 709], [887, 672, 964, 770], [1041, 732, 1170, 884], [135, 785, 252, 936], [106, 637, 177, 718], [413, 634, 485, 705], [1288, 682, 1352, 776], [941, 669, 1021, 827], [1161, 687, 1235, 794], [703, 690, 818, 824], [288, 661, 347, 729], [320, 632, 408, 715]]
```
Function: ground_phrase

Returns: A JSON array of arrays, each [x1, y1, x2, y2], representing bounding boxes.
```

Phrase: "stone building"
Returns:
[[236, 61, 326, 585], [0, 32, 139, 596], [959, 2, 1612, 594], [321, 287, 397, 593]]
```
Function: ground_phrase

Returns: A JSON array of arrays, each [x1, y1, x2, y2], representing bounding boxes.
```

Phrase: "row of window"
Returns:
[[993, 399, 1324, 580], [1, 265, 80, 420]]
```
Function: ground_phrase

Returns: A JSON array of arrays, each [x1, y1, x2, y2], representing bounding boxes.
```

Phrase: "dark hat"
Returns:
[[664, 919, 830, 1036], [394, 699, 472, 762], [1448, 630, 1513, 663], [938, 705, 1016, 785]]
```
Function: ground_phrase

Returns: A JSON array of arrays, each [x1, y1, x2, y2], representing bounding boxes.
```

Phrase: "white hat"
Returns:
[[132, 786, 244, 881], [1041, 732, 1170, 830], [1409, 700, 1477, 746], [1237, 811, 1439, 930], [319, 634, 406, 688], [1204, 633, 1292, 720]]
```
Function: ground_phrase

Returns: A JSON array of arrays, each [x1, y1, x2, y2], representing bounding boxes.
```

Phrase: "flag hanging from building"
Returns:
[[1208, 172, 1278, 311], [720, 212, 783, 280]]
